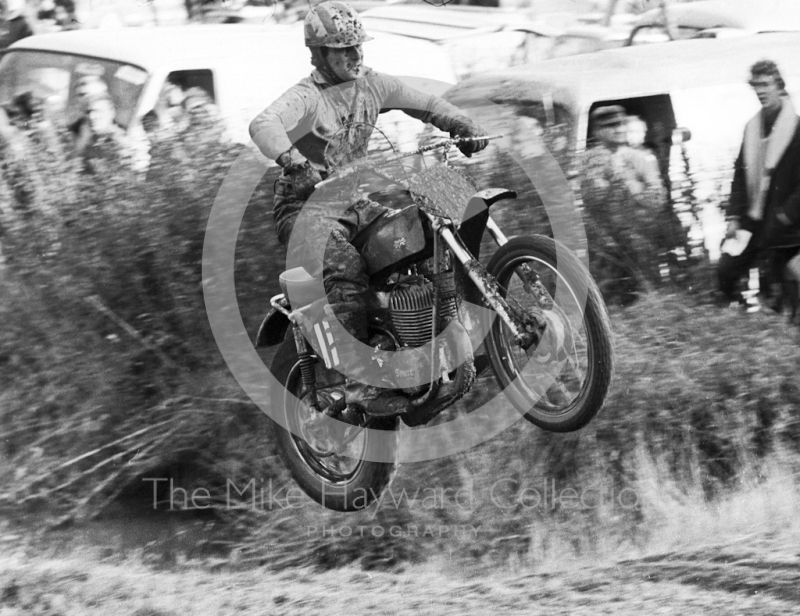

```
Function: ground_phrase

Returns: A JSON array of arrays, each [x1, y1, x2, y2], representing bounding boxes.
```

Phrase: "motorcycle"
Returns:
[[255, 135, 614, 512]]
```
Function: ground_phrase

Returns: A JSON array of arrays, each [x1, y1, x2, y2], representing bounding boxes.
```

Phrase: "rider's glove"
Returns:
[[449, 118, 489, 158], [288, 161, 323, 201], [278, 149, 322, 201]]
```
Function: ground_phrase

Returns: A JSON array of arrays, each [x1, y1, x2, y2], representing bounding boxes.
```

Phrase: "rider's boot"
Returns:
[[337, 336, 411, 418]]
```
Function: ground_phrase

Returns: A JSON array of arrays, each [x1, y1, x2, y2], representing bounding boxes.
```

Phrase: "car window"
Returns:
[[165, 69, 216, 102], [588, 94, 676, 187], [629, 26, 672, 45], [549, 36, 596, 59], [0, 50, 148, 129], [507, 100, 571, 128], [497, 101, 573, 160], [629, 25, 705, 45]]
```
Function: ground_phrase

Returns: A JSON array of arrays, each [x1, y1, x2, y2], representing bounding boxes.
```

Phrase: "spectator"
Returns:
[[181, 86, 224, 138], [0, 102, 35, 207], [68, 71, 135, 175], [0, 89, 78, 256], [0, 91, 52, 208], [580, 104, 677, 302], [586, 105, 666, 199], [1, 0, 33, 50], [717, 59, 800, 311], [143, 83, 230, 184], [36, 0, 79, 30]]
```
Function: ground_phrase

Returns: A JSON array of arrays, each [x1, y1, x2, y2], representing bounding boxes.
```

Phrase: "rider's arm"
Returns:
[[249, 86, 314, 162], [377, 73, 478, 134]]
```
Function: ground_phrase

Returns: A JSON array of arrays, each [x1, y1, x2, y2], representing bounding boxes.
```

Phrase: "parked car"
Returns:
[[543, 0, 800, 59], [546, 19, 634, 58], [360, 3, 520, 40], [627, 0, 800, 45], [443, 32, 800, 256], [70, 0, 189, 29], [360, 3, 560, 79], [0, 0, 33, 50], [0, 24, 457, 151]]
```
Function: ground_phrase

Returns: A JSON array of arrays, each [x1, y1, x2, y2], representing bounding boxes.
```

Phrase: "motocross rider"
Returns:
[[249, 1, 488, 417]]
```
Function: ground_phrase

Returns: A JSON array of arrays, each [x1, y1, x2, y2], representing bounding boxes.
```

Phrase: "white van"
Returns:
[[445, 32, 800, 256], [0, 23, 458, 150]]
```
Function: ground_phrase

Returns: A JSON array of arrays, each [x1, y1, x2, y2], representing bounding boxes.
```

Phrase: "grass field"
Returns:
[[2, 525, 800, 615], [3, 110, 800, 613]]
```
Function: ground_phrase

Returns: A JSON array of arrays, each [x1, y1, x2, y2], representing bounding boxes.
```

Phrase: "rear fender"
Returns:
[[255, 307, 291, 347]]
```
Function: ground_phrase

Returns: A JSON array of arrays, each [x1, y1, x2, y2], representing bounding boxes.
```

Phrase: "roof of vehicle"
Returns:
[[553, 22, 631, 42], [634, 0, 800, 33], [360, 4, 527, 41], [5, 22, 457, 84], [7, 25, 304, 70], [445, 32, 800, 114]]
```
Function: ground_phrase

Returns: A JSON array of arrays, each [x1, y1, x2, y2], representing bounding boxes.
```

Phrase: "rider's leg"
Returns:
[[322, 222, 411, 417], [275, 186, 410, 417]]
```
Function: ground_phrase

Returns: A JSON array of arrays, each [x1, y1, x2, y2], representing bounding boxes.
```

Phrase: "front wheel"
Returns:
[[268, 337, 399, 512], [484, 235, 614, 432]]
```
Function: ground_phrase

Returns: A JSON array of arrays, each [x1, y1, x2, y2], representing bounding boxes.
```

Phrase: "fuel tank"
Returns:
[[353, 204, 433, 278]]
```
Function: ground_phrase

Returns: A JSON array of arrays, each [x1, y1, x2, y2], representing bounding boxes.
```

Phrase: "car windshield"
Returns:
[[630, 25, 705, 45], [0, 50, 148, 129]]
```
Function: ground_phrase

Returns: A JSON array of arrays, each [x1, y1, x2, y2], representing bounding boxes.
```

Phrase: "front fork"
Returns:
[[425, 212, 547, 349], [271, 295, 321, 412], [486, 217, 554, 311]]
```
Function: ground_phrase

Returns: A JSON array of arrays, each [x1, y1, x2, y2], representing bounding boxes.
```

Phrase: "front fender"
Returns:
[[255, 307, 291, 347], [459, 188, 517, 259]]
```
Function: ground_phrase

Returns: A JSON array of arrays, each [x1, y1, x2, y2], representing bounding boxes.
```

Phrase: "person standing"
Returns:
[[581, 105, 674, 302], [718, 60, 800, 308], [584, 105, 667, 207], [0, 0, 33, 50]]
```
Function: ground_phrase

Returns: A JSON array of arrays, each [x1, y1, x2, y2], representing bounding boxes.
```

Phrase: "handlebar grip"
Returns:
[[453, 133, 504, 143]]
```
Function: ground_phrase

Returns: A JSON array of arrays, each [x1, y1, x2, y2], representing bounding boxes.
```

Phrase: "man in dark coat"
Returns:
[[718, 60, 800, 306]]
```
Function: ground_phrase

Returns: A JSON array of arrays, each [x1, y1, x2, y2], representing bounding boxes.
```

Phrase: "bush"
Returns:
[[2, 107, 799, 571], [467, 121, 707, 306], [0, 104, 285, 524]]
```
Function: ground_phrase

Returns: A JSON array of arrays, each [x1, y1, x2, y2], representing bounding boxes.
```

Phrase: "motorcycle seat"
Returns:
[[279, 267, 325, 307]]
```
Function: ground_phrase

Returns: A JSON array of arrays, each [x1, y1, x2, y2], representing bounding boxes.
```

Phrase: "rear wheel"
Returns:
[[485, 235, 614, 432], [268, 337, 398, 512]]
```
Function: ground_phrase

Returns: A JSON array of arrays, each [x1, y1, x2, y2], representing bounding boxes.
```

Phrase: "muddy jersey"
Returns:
[[250, 68, 470, 169]]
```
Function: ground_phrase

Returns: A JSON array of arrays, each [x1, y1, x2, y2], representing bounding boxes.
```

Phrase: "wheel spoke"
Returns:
[[285, 369, 366, 483], [495, 255, 592, 416]]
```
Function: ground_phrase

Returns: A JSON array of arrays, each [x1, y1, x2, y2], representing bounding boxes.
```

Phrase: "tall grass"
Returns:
[[0, 106, 286, 525], [1, 107, 799, 572]]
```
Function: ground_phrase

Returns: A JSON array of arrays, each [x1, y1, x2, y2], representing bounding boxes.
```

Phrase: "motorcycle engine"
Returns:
[[388, 274, 459, 347], [387, 278, 435, 397], [389, 277, 434, 347], [386, 274, 468, 399]]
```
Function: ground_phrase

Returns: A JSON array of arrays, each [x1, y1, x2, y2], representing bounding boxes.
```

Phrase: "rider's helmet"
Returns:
[[304, 1, 373, 48]]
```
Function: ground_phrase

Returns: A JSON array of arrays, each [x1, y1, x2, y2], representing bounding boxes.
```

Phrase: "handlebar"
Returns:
[[399, 133, 505, 159], [316, 134, 504, 188]]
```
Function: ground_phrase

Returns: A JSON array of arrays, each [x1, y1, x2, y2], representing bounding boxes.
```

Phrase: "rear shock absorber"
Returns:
[[293, 324, 319, 410]]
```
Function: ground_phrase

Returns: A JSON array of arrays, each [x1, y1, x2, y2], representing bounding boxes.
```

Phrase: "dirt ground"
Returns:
[[1, 531, 799, 616]]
